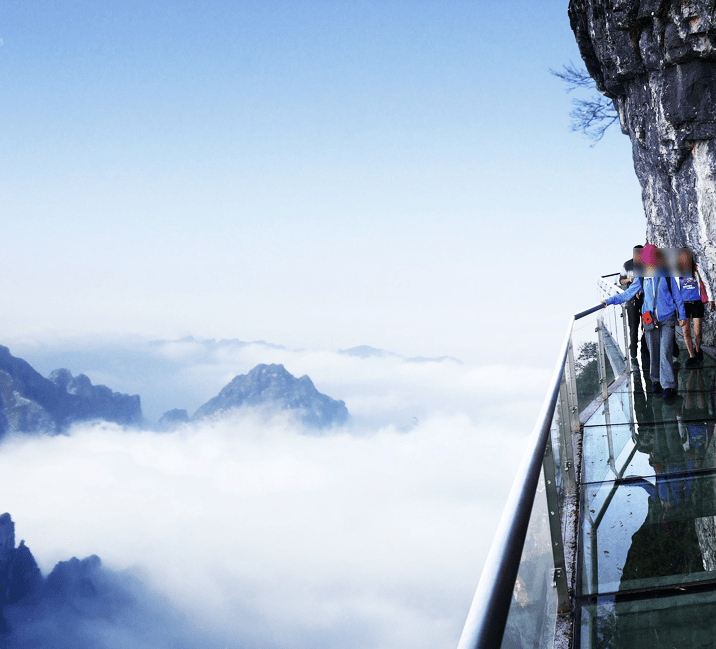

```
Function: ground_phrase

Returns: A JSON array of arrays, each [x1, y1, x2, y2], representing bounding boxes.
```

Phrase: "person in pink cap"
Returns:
[[602, 244, 686, 399]]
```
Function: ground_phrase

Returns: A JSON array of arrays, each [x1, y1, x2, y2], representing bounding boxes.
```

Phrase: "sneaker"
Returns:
[[662, 387, 678, 399], [697, 349, 704, 362], [686, 356, 698, 368], [652, 382, 662, 393]]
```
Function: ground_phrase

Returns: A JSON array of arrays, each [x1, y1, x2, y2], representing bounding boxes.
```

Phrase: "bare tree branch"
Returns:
[[570, 96, 620, 143], [549, 62, 596, 92], [551, 62, 619, 144]]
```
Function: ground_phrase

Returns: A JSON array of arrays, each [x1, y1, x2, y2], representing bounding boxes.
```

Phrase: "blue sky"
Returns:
[[0, 0, 645, 364], [0, 3, 650, 647]]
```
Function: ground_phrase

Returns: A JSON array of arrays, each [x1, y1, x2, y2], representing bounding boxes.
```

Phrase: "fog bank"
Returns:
[[0, 408, 529, 648]]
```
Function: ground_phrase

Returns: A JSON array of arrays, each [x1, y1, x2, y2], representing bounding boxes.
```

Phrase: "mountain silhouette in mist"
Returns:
[[0, 513, 106, 638], [0, 346, 142, 438], [0, 346, 349, 435], [192, 363, 349, 428], [0, 513, 224, 648]]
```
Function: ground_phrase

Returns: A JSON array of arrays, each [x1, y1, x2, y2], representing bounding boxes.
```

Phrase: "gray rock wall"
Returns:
[[569, 0, 716, 338]]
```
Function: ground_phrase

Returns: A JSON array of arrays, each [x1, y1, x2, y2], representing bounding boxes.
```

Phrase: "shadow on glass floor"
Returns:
[[578, 469, 716, 644], [581, 469, 716, 597]]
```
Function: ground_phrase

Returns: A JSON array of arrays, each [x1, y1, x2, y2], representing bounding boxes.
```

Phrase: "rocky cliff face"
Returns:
[[0, 513, 128, 639], [569, 0, 716, 334], [0, 514, 221, 648], [193, 363, 349, 428], [0, 514, 145, 645], [0, 346, 142, 437], [0, 513, 43, 634]]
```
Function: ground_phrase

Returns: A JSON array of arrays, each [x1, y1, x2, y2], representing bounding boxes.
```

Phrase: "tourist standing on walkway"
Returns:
[[677, 248, 714, 367], [619, 244, 648, 365], [601, 244, 686, 399]]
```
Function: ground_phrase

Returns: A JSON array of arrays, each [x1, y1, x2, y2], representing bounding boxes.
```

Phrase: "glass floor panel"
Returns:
[[580, 390, 633, 428], [579, 590, 716, 649], [575, 349, 716, 646], [608, 363, 716, 395], [581, 419, 716, 485], [580, 470, 716, 596], [583, 372, 714, 430]]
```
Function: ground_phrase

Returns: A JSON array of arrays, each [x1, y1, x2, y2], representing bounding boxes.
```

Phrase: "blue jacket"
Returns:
[[606, 275, 686, 322], [679, 276, 701, 302]]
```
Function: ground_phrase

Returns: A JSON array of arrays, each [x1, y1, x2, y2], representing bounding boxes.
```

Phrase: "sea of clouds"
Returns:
[[0, 338, 551, 648]]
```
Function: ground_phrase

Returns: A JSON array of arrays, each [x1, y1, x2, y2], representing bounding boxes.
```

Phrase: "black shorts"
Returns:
[[684, 300, 705, 319]]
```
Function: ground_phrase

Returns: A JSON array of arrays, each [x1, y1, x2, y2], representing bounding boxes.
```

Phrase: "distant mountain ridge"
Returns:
[[192, 363, 349, 428], [13, 337, 457, 423], [338, 345, 461, 364], [0, 346, 142, 437], [0, 346, 349, 435]]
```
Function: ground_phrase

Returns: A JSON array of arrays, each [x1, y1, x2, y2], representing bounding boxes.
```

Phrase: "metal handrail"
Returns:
[[456, 303, 604, 649]]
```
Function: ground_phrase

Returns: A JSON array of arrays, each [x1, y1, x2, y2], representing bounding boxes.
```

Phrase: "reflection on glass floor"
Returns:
[[577, 348, 716, 648]]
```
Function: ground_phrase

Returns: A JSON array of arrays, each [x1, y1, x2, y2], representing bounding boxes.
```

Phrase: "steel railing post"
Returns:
[[566, 340, 580, 431], [621, 304, 631, 372], [542, 435, 570, 613], [558, 377, 576, 496], [597, 317, 609, 400]]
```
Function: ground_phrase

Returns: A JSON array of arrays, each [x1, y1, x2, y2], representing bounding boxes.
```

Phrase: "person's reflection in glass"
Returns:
[[630, 357, 652, 449], [619, 394, 703, 592], [678, 367, 714, 474]]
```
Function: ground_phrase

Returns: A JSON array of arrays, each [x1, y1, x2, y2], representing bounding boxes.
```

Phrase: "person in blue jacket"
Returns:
[[601, 243, 686, 399], [677, 247, 713, 367]]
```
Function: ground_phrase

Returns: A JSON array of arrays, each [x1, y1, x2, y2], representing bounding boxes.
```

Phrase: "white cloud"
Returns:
[[0, 408, 528, 649], [0, 337, 553, 647]]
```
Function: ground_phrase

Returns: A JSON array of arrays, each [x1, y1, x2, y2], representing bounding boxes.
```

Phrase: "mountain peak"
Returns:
[[0, 513, 15, 560], [193, 363, 348, 428]]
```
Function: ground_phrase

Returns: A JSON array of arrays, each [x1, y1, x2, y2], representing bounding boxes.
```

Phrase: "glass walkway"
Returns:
[[457, 277, 716, 649], [578, 339, 716, 647]]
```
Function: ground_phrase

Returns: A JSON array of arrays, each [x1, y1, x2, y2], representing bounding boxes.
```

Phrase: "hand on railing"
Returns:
[[575, 303, 607, 320]]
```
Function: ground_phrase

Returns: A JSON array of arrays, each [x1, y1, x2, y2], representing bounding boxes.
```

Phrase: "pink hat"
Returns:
[[640, 243, 658, 265]]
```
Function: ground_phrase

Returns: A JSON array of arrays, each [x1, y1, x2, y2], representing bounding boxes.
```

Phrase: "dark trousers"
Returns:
[[626, 297, 648, 359]]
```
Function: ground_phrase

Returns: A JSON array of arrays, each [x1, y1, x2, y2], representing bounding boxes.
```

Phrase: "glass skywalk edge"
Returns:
[[455, 274, 710, 649], [457, 297, 616, 649], [572, 278, 716, 649]]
